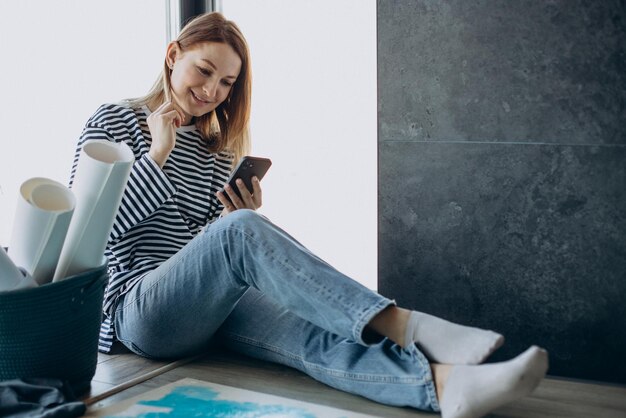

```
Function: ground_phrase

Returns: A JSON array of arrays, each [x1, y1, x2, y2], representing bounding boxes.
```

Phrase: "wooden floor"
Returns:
[[82, 345, 626, 417]]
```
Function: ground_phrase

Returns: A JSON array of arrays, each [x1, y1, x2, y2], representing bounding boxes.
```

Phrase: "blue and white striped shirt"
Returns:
[[69, 103, 233, 353]]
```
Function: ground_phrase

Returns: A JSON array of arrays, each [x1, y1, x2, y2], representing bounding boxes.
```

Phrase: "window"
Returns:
[[222, 1, 377, 288], [0, 0, 377, 290], [0, 1, 165, 246]]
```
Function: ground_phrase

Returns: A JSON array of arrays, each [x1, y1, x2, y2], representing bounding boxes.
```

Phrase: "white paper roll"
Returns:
[[0, 247, 37, 291], [53, 140, 135, 281], [8, 177, 75, 285]]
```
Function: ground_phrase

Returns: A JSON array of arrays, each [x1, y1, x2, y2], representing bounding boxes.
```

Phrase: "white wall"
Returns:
[[222, 0, 378, 289], [0, 0, 378, 290], [0, 1, 165, 244]]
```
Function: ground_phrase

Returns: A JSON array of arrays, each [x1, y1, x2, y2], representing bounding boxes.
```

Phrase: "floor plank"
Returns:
[[80, 380, 116, 402], [87, 349, 430, 417], [85, 347, 626, 417], [96, 352, 119, 364], [91, 352, 171, 385], [493, 377, 626, 418]]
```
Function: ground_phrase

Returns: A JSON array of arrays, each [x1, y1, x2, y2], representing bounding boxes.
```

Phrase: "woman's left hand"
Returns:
[[217, 176, 263, 217]]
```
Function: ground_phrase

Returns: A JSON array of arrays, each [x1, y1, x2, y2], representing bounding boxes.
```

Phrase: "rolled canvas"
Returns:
[[0, 247, 36, 291], [8, 177, 75, 285], [53, 140, 134, 281]]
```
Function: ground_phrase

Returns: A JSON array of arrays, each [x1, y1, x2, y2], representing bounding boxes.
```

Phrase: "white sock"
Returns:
[[404, 311, 504, 364], [440, 345, 549, 418]]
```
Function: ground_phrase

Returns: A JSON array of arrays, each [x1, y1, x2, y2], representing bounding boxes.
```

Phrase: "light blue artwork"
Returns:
[[108, 385, 315, 418], [90, 378, 375, 418]]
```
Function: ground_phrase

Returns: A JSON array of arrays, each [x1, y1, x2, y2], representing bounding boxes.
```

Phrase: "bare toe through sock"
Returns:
[[404, 311, 504, 364], [440, 345, 549, 418]]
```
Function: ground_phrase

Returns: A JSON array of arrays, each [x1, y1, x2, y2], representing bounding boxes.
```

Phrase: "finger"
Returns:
[[216, 191, 233, 213], [158, 100, 185, 124], [151, 101, 185, 127], [235, 179, 255, 208], [250, 176, 262, 207], [154, 100, 173, 114], [160, 109, 182, 127], [155, 101, 182, 119], [171, 103, 187, 124], [171, 110, 183, 128], [224, 184, 245, 208]]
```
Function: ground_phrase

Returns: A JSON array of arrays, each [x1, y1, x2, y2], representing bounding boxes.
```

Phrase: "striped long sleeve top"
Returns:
[[69, 103, 233, 353]]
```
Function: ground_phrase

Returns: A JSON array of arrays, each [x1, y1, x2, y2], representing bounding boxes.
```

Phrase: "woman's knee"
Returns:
[[219, 209, 263, 228], [205, 209, 266, 247]]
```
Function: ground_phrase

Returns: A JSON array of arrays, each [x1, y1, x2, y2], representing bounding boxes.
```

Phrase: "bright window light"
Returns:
[[0, 0, 377, 290], [222, 0, 377, 289], [0, 1, 165, 248]]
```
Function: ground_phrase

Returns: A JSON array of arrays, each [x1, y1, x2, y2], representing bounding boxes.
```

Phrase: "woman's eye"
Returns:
[[198, 67, 212, 76], [221, 80, 233, 87]]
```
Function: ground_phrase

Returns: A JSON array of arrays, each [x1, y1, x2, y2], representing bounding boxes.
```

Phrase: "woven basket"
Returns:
[[0, 264, 107, 394]]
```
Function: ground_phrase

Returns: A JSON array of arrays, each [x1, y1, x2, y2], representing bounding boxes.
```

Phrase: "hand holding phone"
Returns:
[[217, 156, 272, 213]]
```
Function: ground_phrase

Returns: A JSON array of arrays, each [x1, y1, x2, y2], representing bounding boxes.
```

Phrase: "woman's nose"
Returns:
[[203, 79, 218, 99]]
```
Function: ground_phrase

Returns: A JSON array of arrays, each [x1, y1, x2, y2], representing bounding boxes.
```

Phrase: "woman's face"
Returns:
[[167, 41, 242, 123]]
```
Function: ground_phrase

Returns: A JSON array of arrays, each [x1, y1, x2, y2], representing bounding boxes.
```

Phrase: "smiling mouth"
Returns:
[[191, 90, 212, 104]]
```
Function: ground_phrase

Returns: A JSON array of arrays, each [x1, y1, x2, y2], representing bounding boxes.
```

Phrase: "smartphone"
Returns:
[[221, 156, 272, 202]]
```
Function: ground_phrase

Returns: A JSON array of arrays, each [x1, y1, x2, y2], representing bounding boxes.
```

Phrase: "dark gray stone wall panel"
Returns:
[[378, 0, 626, 144], [378, 141, 626, 382]]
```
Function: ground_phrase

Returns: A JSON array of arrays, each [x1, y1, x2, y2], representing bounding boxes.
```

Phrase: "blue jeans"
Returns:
[[114, 209, 440, 411]]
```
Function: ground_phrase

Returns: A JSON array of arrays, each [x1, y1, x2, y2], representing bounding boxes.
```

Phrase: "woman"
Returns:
[[71, 12, 547, 418]]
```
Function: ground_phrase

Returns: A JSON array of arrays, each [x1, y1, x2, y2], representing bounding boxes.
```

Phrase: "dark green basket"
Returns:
[[0, 264, 108, 394]]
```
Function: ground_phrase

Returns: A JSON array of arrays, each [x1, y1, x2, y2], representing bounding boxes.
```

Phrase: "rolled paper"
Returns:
[[0, 247, 37, 291], [53, 140, 135, 281], [8, 178, 75, 285]]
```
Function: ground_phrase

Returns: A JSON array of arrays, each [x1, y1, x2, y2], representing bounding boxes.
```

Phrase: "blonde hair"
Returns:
[[128, 12, 251, 166]]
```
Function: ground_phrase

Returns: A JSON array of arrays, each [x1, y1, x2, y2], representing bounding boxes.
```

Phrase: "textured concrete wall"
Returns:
[[378, 0, 625, 383]]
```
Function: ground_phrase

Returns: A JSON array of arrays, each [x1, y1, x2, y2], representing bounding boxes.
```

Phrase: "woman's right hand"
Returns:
[[147, 101, 184, 168]]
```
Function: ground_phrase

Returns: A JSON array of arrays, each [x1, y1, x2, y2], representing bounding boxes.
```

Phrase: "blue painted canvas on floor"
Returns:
[[90, 378, 375, 418], [108, 385, 316, 418]]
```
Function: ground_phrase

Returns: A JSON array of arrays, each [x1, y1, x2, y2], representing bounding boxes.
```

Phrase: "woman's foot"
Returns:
[[440, 345, 549, 418], [404, 311, 504, 364]]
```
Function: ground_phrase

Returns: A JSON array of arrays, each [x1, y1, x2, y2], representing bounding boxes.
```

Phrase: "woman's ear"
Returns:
[[165, 41, 181, 68]]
